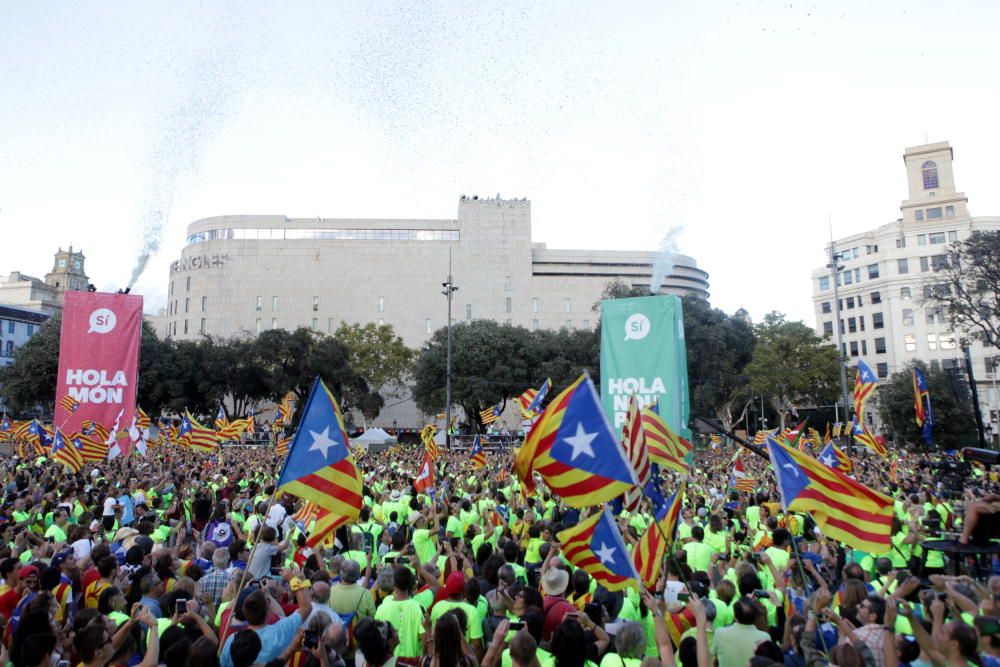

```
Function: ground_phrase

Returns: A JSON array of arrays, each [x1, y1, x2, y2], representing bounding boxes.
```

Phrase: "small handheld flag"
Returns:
[[58, 395, 81, 414], [913, 367, 934, 445], [52, 428, 84, 473], [470, 435, 487, 469], [480, 400, 504, 425], [414, 451, 435, 493], [817, 442, 854, 474], [632, 482, 685, 588], [558, 508, 640, 591]]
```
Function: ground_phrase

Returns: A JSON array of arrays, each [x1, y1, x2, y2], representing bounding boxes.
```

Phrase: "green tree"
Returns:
[[923, 230, 1000, 347], [0, 313, 62, 414], [681, 296, 755, 427], [412, 320, 536, 431], [334, 322, 415, 400], [745, 312, 840, 429], [877, 361, 978, 450]]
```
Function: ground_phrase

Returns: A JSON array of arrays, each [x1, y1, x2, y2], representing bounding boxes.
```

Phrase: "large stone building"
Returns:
[[163, 196, 710, 426], [810, 142, 1000, 442], [0, 247, 90, 315]]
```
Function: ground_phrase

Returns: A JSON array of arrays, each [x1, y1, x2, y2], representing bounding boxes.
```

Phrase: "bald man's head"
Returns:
[[312, 581, 331, 604]]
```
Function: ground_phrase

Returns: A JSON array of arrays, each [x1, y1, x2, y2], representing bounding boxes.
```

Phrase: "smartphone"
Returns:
[[509, 621, 525, 630], [896, 569, 910, 580], [750, 552, 761, 561], [677, 593, 691, 602], [753, 590, 770, 599], [304, 630, 319, 649], [269, 567, 282, 576], [176, 600, 187, 614], [57, 661, 70, 667], [384, 556, 396, 565]]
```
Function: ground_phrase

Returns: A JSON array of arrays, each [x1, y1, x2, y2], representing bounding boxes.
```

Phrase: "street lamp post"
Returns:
[[827, 243, 854, 455], [442, 251, 458, 451]]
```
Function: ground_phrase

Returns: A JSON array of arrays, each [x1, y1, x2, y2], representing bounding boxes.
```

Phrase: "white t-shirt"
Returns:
[[71, 537, 94, 562], [265, 504, 287, 530], [103, 497, 118, 517]]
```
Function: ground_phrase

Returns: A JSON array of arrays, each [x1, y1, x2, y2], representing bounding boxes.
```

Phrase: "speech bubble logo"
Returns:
[[88, 308, 117, 334], [624, 313, 651, 341]]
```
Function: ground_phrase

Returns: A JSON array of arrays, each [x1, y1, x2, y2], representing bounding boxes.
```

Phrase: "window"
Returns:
[[922, 160, 939, 189], [583, 319, 590, 328], [897, 258, 909, 274], [565, 298, 571, 313], [920, 256, 929, 272], [852, 247, 860, 258], [848, 317, 857, 333], [904, 334, 917, 352], [948, 230, 958, 241], [932, 254, 949, 271], [839, 319, 845, 335], [945, 205, 955, 218], [846, 297, 855, 309], [57, 258, 66, 268], [465, 304, 472, 320], [271, 318, 277, 329], [170, 281, 174, 295], [564, 319, 572, 329], [505, 297, 512, 313], [928, 232, 946, 244], [313, 296, 319, 312], [7, 320, 14, 334], [819, 276, 830, 291], [532, 319, 539, 331], [857, 294, 863, 306], [201, 296, 207, 311], [927, 333, 938, 351], [256, 296, 262, 311], [926, 307, 941, 324], [877, 362, 888, 378], [426, 319, 432, 334], [532, 297, 538, 313], [875, 337, 886, 354], [506, 319, 512, 326], [940, 334, 957, 350], [895, 238, 906, 248], [867, 263, 880, 279], [26, 324, 34, 337], [328, 319, 334, 334], [378, 296, 384, 312], [865, 244, 878, 254], [184, 298, 190, 313], [916, 210, 924, 221], [926, 207, 943, 220], [901, 287, 911, 299], [186, 276, 191, 291], [849, 341, 859, 356], [200, 319, 206, 334], [918, 234, 927, 246], [183, 320, 189, 335], [838, 299, 843, 311], [854, 268, 861, 282], [4, 341, 12, 357], [872, 312, 884, 329], [311, 318, 318, 331], [272, 296, 279, 311], [870, 291, 881, 304], [821, 302, 831, 314], [861, 340, 868, 355], [859, 315, 866, 331], [844, 271, 853, 285], [505, 275, 512, 293], [823, 321, 833, 337], [902, 309, 914, 326]]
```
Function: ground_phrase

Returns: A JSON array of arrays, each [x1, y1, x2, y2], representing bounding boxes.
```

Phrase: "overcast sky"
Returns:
[[2, 0, 999, 325]]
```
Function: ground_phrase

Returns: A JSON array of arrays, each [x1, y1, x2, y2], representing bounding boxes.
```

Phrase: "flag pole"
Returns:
[[693, 416, 768, 461]]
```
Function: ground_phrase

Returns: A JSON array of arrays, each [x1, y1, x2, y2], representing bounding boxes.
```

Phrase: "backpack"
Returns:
[[358, 523, 376, 553]]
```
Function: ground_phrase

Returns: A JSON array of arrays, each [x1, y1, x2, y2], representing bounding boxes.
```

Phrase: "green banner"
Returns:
[[599, 295, 690, 438]]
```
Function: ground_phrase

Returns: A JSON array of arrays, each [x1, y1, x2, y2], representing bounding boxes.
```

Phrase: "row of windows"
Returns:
[[914, 206, 955, 222], [903, 332, 958, 352], [837, 338, 888, 359], [0, 320, 36, 336], [833, 229, 960, 270], [251, 296, 577, 315], [168, 296, 208, 317], [820, 291, 883, 314], [187, 227, 461, 245], [0, 340, 15, 357], [169, 276, 193, 296]]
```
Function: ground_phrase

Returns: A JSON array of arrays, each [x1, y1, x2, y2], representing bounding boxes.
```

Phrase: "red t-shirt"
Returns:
[[0, 585, 19, 621]]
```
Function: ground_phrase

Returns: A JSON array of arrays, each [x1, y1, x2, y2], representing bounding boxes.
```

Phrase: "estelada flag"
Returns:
[[515, 374, 638, 508]]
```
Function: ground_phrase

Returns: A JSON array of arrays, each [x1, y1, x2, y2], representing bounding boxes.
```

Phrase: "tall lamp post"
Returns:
[[442, 254, 458, 451], [827, 243, 854, 455]]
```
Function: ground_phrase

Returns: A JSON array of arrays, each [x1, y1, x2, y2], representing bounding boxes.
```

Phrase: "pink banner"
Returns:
[[55, 291, 143, 452]]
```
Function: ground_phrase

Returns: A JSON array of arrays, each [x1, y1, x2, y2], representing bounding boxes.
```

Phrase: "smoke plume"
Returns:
[[649, 226, 683, 295]]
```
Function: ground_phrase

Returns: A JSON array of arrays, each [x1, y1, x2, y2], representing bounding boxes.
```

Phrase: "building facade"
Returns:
[[810, 142, 1000, 440], [163, 196, 710, 426], [0, 247, 90, 315]]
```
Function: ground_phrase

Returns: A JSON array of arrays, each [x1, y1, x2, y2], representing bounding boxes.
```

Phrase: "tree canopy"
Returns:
[[876, 360, 978, 450], [745, 311, 840, 429], [923, 230, 1000, 347]]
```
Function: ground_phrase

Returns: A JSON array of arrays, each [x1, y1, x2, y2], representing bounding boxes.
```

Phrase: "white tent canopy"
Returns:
[[354, 428, 397, 445]]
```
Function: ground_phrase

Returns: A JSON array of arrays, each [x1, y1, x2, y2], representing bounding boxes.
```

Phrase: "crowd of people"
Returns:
[[0, 438, 997, 667]]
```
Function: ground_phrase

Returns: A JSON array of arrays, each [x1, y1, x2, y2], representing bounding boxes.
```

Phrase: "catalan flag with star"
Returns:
[[517, 378, 552, 418], [515, 374, 638, 507], [817, 442, 853, 474], [632, 482, 685, 589], [469, 435, 487, 469], [421, 424, 440, 460], [51, 428, 84, 473], [480, 400, 504, 425], [72, 432, 109, 462], [640, 404, 692, 474], [178, 411, 219, 453], [853, 360, 878, 420], [851, 420, 888, 458], [58, 395, 81, 414], [767, 435, 892, 553], [913, 367, 934, 445], [558, 508, 641, 591], [277, 376, 363, 547]]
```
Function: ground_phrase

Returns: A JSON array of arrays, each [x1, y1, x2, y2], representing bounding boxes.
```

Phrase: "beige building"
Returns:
[[810, 142, 1000, 441], [0, 247, 90, 315], [162, 196, 709, 426]]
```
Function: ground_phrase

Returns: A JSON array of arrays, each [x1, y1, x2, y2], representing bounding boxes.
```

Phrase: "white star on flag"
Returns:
[[595, 541, 617, 565], [563, 422, 598, 461], [819, 454, 835, 467], [308, 426, 339, 459]]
